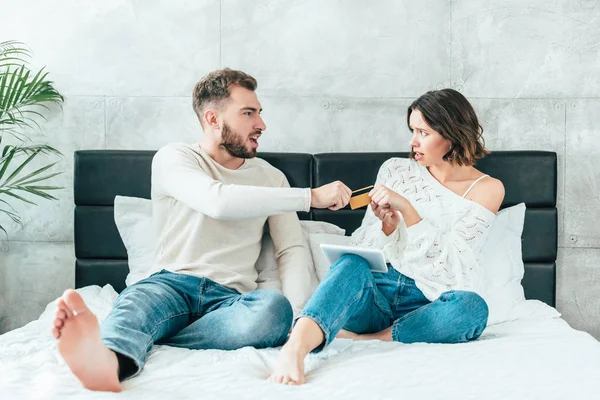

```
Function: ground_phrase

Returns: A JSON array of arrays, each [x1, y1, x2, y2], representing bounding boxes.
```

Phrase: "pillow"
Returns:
[[499, 299, 560, 322], [300, 220, 345, 236], [481, 202, 527, 325], [255, 221, 346, 298], [114, 196, 156, 286], [308, 233, 353, 281]]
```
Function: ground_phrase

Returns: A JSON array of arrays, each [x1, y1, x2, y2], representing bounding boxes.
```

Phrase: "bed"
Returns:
[[1, 150, 599, 399]]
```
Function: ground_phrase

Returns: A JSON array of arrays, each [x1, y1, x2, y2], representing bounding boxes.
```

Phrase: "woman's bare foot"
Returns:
[[337, 327, 393, 342], [335, 329, 361, 340], [52, 289, 122, 392], [267, 317, 326, 385], [268, 343, 307, 385]]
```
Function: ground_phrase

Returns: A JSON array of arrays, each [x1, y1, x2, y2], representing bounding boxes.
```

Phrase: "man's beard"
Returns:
[[220, 122, 257, 159]]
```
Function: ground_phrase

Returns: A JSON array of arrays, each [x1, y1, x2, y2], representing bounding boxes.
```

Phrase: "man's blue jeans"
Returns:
[[299, 255, 489, 349], [100, 270, 293, 378]]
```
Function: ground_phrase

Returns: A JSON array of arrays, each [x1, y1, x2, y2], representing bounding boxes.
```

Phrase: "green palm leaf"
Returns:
[[0, 188, 37, 205], [0, 41, 64, 138], [3, 146, 44, 184], [0, 41, 64, 237]]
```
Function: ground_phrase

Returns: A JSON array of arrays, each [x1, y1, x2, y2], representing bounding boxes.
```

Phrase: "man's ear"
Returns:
[[204, 109, 220, 130]]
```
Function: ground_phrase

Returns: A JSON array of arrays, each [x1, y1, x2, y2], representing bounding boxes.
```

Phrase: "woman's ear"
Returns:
[[443, 142, 455, 162]]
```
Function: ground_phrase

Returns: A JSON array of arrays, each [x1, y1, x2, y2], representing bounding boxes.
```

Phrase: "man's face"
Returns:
[[218, 85, 266, 159]]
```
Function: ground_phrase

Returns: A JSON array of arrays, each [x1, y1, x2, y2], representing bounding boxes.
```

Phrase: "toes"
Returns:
[[57, 298, 73, 318], [282, 376, 291, 385], [55, 309, 67, 321], [63, 289, 89, 316], [52, 326, 60, 339], [267, 375, 285, 384], [54, 318, 64, 329]]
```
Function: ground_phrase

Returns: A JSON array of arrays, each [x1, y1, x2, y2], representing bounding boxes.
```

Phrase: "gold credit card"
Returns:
[[349, 185, 373, 210]]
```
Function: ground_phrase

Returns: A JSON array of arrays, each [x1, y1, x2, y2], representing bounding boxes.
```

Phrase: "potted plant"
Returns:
[[0, 40, 64, 236]]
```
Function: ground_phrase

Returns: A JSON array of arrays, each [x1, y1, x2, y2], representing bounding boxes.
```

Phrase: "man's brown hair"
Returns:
[[407, 89, 489, 166], [192, 68, 257, 127]]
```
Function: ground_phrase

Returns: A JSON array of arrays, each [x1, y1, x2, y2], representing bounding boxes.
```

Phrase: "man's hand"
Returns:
[[310, 181, 351, 210]]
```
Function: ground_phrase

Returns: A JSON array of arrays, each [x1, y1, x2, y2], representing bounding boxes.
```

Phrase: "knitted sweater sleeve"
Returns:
[[397, 205, 495, 291], [350, 159, 401, 248]]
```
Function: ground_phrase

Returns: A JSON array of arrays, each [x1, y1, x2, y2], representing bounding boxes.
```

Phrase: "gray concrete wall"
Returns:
[[1, 1, 598, 338]]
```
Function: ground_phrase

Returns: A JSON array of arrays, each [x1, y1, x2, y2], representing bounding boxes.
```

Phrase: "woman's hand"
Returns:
[[370, 185, 422, 228], [370, 201, 402, 234], [369, 185, 410, 212]]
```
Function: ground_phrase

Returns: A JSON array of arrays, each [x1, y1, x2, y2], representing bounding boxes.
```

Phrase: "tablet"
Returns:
[[319, 243, 388, 273]]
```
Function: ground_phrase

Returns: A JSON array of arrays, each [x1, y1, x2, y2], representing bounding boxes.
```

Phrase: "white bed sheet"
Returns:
[[1, 284, 599, 400]]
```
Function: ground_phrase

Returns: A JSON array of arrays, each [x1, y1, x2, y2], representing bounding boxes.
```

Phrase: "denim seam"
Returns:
[[372, 293, 394, 320], [393, 274, 405, 308], [148, 311, 190, 345], [390, 319, 401, 342], [330, 288, 367, 331], [196, 277, 206, 316]]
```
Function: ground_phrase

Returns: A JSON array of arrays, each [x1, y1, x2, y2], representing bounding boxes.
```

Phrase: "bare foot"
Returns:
[[268, 344, 307, 385], [53, 289, 122, 392], [335, 329, 361, 340], [337, 327, 393, 342]]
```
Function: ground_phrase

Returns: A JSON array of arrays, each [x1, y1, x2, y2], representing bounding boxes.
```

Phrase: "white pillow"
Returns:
[[500, 299, 560, 322], [300, 220, 345, 236], [481, 203, 527, 325], [114, 196, 156, 286], [308, 233, 353, 281], [254, 220, 345, 296]]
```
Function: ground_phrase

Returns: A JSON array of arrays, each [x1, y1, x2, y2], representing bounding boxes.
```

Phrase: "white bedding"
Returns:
[[1, 285, 600, 400]]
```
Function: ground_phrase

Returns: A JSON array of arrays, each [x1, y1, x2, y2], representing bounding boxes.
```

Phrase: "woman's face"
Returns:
[[408, 109, 452, 166]]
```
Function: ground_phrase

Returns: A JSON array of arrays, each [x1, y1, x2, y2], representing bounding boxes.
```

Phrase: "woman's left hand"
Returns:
[[369, 185, 410, 212]]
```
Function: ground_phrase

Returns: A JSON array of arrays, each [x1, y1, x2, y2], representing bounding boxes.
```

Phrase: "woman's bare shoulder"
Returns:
[[469, 176, 505, 214]]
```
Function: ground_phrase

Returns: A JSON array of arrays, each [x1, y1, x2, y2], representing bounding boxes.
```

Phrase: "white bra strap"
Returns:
[[462, 175, 489, 198]]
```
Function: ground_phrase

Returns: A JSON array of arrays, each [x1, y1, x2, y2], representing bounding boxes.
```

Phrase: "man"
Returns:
[[52, 68, 351, 392]]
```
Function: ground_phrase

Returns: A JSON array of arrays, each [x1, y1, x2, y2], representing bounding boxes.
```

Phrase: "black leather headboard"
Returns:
[[74, 150, 557, 306]]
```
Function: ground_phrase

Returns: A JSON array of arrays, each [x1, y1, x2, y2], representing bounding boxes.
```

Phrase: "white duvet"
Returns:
[[1, 285, 600, 400]]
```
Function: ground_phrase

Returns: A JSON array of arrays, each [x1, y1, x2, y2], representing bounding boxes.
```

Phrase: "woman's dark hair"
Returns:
[[407, 88, 489, 166]]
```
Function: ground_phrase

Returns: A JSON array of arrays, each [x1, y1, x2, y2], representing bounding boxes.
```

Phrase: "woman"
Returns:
[[269, 89, 505, 385]]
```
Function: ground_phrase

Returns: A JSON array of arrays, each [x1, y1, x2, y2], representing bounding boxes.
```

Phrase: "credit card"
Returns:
[[349, 185, 373, 210]]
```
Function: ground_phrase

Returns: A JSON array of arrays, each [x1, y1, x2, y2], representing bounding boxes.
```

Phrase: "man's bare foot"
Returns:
[[337, 327, 393, 342], [52, 289, 122, 392], [267, 344, 307, 385], [335, 329, 361, 340]]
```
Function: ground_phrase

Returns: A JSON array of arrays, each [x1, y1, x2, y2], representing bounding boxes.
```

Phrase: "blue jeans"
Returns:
[[100, 270, 293, 378], [299, 255, 488, 349]]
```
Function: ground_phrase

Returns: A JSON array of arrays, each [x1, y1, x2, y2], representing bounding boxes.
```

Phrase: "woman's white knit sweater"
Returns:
[[351, 158, 496, 301]]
